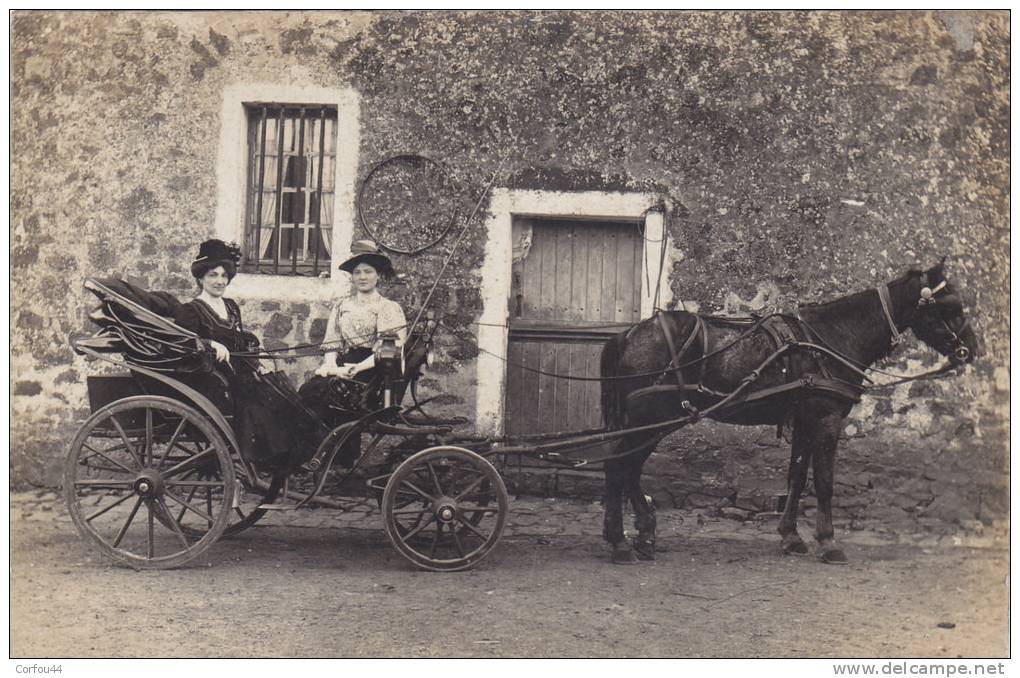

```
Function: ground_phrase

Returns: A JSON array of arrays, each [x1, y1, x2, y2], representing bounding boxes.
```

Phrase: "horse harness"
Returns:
[[644, 310, 865, 424]]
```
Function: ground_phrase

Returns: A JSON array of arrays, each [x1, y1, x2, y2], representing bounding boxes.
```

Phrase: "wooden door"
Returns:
[[504, 217, 643, 436]]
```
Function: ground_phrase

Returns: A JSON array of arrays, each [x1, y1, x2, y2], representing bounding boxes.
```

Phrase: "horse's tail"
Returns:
[[600, 331, 628, 431]]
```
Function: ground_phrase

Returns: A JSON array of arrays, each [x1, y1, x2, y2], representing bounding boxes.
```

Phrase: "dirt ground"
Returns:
[[10, 492, 1009, 658]]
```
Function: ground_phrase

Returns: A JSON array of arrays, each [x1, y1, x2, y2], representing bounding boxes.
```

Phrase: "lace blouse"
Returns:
[[323, 292, 407, 353]]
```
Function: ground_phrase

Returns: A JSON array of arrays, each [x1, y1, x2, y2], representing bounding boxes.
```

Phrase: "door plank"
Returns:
[[601, 227, 618, 323], [538, 226, 557, 320]]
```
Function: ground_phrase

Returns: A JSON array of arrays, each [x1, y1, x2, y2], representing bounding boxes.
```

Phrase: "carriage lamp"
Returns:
[[375, 332, 402, 407]]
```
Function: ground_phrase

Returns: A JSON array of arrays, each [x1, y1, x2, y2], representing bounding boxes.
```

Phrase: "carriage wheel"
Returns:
[[173, 464, 285, 539], [64, 396, 235, 569], [382, 446, 508, 572]]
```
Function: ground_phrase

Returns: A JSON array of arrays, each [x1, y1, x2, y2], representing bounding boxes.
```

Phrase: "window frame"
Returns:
[[213, 84, 359, 302], [241, 103, 339, 276]]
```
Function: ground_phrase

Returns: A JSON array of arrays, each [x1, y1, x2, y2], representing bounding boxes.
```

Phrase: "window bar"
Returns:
[[252, 107, 268, 273], [292, 107, 306, 275], [272, 107, 286, 275], [312, 108, 326, 276]]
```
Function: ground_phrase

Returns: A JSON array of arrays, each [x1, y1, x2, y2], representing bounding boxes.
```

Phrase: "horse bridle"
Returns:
[[876, 275, 971, 364]]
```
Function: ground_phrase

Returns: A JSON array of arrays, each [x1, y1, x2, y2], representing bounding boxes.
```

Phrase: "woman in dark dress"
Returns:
[[174, 239, 325, 471]]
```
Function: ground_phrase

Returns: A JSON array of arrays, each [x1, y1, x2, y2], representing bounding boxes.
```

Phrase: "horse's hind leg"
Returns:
[[628, 490, 656, 560], [626, 448, 657, 561], [778, 417, 812, 556], [603, 456, 636, 564], [811, 411, 847, 564]]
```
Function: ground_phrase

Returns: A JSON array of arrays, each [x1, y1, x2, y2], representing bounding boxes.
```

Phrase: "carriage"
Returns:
[[68, 276, 670, 573], [66, 258, 977, 571]]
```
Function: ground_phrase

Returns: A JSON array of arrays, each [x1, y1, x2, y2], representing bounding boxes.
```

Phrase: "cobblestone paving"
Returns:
[[13, 490, 1008, 551]]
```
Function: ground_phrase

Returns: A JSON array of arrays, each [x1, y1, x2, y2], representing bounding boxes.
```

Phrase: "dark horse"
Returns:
[[599, 260, 977, 564]]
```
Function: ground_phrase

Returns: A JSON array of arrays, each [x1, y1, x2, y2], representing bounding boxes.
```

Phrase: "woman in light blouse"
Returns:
[[315, 239, 407, 380]]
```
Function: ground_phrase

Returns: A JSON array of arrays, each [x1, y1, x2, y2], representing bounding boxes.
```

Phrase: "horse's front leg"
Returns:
[[603, 457, 636, 564], [778, 415, 813, 556], [629, 490, 656, 561], [811, 412, 847, 564]]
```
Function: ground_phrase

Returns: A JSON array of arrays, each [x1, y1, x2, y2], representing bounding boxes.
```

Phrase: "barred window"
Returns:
[[243, 104, 338, 275]]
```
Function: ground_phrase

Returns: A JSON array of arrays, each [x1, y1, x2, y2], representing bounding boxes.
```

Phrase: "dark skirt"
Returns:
[[297, 348, 381, 467], [234, 370, 327, 473]]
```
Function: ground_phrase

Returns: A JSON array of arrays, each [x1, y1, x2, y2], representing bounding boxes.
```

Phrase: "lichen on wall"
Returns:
[[10, 11, 1008, 527]]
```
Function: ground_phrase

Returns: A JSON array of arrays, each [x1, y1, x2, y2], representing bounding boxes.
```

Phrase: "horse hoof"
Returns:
[[611, 547, 638, 564], [818, 548, 848, 564], [781, 540, 809, 556]]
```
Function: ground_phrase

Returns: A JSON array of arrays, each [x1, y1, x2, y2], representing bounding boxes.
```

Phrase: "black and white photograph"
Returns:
[[8, 9, 1009, 663]]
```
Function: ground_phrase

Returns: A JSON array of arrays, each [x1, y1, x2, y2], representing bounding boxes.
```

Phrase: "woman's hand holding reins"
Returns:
[[209, 340, 230, 363], [315, 362, 337, 378]]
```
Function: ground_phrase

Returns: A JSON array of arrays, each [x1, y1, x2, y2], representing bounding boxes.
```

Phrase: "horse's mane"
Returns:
[[797, 269, 923, 311]]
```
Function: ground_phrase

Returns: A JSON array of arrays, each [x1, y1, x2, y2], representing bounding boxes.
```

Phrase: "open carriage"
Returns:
[[66, 278, 512, 572]]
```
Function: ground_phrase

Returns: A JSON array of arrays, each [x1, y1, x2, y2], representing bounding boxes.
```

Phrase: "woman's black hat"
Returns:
[[191, 239, 242, 279], [338, 240, 395, 278]]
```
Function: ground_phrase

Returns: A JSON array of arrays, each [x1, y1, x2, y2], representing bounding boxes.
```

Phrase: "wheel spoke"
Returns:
[[205, 487, 213, 529], [454, 474, 487, 502], [425, 462, 444, 496], [80, 440, 131, 459], [147, 503, 155, 559], [404, 504, 427, 534], [154, 497, 192, 551], [144, 408, 154, 466], [176, 482, 201, 525], [457, 506, 500, 515], [155, 418, 187, 470], [112, 497, 143, 548], [429, 523, 443, 559], [85, 492, 135, 523], [402, 514, 437, 541], [400, 479, 436, 503], [450, 524, 466, 558], [162, 447, 215, 478], [391, 507, 432, 517], [164, 488, 216, 523], [74, 479, 135, 487], [108, 416, 143, 469], [80, 443, 136, 475], [456, 517, 489, 541], [165, 480, 229, 487]]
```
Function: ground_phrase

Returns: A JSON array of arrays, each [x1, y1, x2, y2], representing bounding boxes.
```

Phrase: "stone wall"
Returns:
[[11, 11, 1008, 528]]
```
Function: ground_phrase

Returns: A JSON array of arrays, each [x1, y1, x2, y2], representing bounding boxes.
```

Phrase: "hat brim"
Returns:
[[338, 253, 395, 278], [191, 258, 238, 280]]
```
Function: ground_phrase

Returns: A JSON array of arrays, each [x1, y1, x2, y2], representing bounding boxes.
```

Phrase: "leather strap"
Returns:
[[876, 284, 902, 347], [657, 312, 686, 388], [657, 312, 710, 390]]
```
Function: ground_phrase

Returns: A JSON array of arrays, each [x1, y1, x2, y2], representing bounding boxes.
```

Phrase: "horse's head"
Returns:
[[905, 258, 978, 366]]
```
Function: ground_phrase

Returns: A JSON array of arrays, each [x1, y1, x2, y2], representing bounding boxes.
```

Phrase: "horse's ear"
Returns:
[[927, 256, 947, 281]]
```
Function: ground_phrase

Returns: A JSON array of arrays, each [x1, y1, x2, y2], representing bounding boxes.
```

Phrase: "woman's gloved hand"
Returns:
[[209, 340, 230, 363]]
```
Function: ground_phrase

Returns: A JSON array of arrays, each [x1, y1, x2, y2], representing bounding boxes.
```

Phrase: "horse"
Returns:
[[598, 259, 978, 564]]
